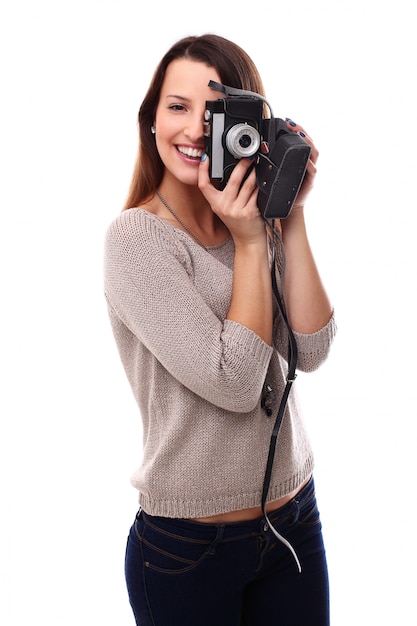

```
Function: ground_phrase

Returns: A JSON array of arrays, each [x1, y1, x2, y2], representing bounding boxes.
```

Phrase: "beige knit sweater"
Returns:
[[104, 208, 337, 518]]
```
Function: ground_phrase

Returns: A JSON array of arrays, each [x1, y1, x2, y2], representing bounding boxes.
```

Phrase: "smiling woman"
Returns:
[[104, 33, 336, 626], [153, 60, 219, 187]]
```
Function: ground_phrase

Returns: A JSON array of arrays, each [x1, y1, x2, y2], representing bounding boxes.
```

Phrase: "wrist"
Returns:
[[232, 225, 268, 251], [281, 206, 306, 237]]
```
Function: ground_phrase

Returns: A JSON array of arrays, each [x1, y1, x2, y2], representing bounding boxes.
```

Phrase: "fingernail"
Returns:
[[200, 153, 207, 162], [299, 131, 306, 137], [287, 119, 297, 127]]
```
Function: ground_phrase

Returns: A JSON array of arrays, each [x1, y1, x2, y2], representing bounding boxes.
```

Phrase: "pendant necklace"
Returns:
[[156, 190, 207, 250]]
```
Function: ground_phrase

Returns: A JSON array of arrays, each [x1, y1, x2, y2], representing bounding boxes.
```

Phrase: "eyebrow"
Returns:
[[165, 94, 191, 102]]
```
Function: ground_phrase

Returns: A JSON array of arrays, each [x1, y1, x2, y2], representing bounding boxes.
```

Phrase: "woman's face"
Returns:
[[154, 58, 221, 187]]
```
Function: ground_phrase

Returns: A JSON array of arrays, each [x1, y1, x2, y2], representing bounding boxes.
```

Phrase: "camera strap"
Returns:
[[260, 236, 301, 572], [208, 80, 274, 116]]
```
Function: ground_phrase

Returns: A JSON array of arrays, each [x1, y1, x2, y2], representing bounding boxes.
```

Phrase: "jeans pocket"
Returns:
[[135, 515, 215, 575]]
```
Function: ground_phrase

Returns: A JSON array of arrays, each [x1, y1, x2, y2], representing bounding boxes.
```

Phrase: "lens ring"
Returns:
[[225, 123, 261, 159]]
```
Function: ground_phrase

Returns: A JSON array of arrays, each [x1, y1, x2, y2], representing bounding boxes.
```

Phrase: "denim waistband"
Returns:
[[140, 476, 314, 545]]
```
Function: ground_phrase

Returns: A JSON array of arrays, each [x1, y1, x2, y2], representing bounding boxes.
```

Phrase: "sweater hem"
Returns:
[[136, 458, 314, 519]]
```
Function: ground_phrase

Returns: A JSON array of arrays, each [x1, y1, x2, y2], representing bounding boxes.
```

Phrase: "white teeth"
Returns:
[[177, 146, 204, 158]]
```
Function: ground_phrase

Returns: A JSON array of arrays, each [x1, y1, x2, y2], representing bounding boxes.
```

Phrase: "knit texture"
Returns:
[[104, 208, 337, 518]]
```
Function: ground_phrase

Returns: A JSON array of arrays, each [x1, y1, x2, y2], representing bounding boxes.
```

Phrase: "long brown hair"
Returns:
[[122, 34, 265, 211]]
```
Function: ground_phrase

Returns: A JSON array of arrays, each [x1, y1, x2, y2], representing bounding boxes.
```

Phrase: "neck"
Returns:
[[160, 180, 209, 210], [155, 178, 230, 247], [157, 179, 217, 234]]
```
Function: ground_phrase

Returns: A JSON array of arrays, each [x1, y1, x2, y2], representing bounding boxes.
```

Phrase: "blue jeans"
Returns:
[[125, 477, 329, 625]]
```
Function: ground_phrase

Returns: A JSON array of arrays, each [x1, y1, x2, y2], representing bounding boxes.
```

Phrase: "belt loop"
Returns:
[[208, 524, 225, 556], [291, 498, 300, 525]]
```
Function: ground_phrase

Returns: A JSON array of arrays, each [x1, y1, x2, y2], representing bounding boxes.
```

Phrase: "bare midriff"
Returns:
[[192, 474, 312, 524]]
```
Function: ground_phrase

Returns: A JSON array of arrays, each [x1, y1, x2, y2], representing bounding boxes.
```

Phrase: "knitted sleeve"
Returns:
[[104, 209, 274, 413]]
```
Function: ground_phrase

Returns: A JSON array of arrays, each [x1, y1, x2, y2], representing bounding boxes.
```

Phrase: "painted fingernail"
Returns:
[[200, 153, 207, 162], [286, 117, 297, 127], [299, 131, 306, 137]]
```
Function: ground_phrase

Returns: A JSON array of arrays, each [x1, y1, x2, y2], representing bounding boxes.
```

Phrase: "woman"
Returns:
[[104, 33, 337, 626]]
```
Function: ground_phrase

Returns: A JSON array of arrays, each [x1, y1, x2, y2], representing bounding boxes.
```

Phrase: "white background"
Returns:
[[1, 1, 416, 624]]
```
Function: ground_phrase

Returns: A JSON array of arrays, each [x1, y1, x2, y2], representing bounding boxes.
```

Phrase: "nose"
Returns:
[[184, 112, 205, 143]]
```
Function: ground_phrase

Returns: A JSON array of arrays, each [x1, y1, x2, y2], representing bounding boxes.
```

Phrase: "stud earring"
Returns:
[[151, 126, 156, 134]]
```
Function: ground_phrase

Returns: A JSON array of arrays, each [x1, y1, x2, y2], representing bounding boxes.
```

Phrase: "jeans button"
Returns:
[[263, 522, 269, 532]]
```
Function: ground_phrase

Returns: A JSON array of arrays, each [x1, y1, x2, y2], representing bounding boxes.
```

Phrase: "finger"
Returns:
[[240, 166, 259, 206], [286, 118, 313, 140], [198, 154, 218, 204], [225, 158, 256, 197], [198, 152, 210, 185], [237, 170, 260, 217], [303, 137, 319, 164], [305, 158, 317, 178], [286, 119, 319, 163]]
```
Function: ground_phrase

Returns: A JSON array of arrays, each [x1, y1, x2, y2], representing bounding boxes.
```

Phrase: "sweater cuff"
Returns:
[[293, 310, 337, 372], [222, 318, 274, 364]]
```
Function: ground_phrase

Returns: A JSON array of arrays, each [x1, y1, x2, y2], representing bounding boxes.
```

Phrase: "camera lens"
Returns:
[[225, 123, 260, 159], [239, 135, 252, 149]]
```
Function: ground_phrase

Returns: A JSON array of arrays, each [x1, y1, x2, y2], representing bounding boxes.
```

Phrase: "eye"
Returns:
[[169, 104, 187, 112]]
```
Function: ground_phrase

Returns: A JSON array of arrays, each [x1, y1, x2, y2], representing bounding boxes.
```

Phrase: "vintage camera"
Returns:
[[204, 97, 264, 181], [204, 82, 311, 219]]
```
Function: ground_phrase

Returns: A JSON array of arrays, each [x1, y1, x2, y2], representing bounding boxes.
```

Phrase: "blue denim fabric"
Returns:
[[125, 477, 329, 625]]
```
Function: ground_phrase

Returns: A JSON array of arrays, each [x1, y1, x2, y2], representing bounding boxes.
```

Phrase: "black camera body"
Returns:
[[204, 97, 264, 182], [204, 84, 311, 219]]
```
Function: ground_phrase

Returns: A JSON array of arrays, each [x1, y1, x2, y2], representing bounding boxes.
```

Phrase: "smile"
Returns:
[[176, 146, 204, 160]]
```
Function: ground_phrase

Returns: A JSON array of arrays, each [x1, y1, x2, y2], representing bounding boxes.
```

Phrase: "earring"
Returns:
[[151, 126, 156, 134]]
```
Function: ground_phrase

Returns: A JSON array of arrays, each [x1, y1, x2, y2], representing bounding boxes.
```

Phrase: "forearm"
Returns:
[[227, 239, 273, 345], [281, 209, 332, 334]]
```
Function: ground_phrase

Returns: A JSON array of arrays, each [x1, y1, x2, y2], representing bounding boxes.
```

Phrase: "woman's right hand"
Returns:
[[198, 155, 266, 247], [199, 154, 273, 345]]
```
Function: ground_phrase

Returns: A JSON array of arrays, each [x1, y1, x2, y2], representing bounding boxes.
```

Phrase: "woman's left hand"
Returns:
[[285, 119, 319, 214]]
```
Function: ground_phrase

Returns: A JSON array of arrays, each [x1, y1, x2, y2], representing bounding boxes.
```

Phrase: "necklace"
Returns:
[[156, 190, 207, 250]]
